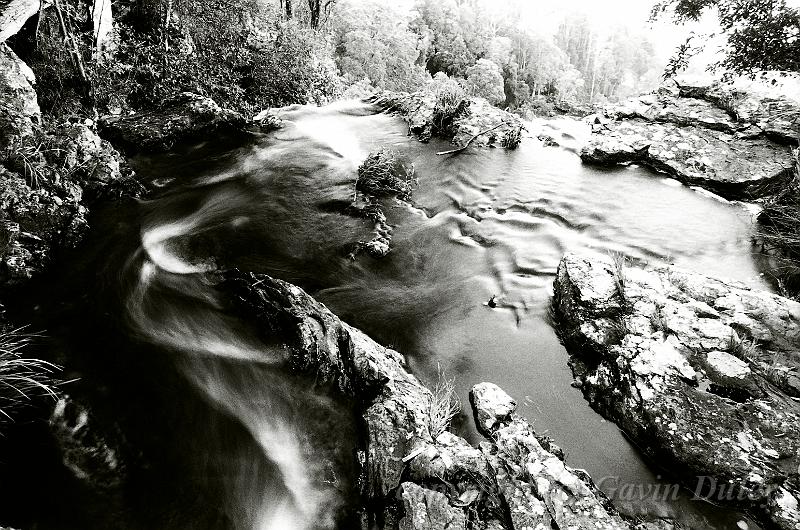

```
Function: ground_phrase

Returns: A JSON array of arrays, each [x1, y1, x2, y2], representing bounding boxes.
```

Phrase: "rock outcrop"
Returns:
[[553, 252, 800, 530], [99, 92, 248, 154], [0, 44, 137, 285], [369, 91, 524, 149], [580, 80, 798, 200], [222, 269, 677, 529]]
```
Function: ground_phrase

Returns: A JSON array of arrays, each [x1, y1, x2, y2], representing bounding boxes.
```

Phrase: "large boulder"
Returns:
[[0, 42, 39, 142], [0, 0, 39, 44], [553, 252, 800, 530], [581, 81, 797, 200], [99, 92, 248, 154], [221, 269, 679, 529]]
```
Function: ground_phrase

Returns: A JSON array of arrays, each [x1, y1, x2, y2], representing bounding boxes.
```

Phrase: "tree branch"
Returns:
[[436, 122, 508, 156]]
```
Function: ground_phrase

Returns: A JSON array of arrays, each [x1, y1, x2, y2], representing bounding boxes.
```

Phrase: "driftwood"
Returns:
[[436, 122, 508, 156], [0, 0, 39, 43]]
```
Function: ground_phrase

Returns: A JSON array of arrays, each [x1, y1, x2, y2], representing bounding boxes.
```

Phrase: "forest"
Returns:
[[9, 0, 666, 120]]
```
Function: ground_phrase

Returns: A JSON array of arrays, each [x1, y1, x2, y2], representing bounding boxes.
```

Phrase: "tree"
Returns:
[[464, 58, 505, 104], [331, 0, 428, 91], [652, 0, 800, 76]]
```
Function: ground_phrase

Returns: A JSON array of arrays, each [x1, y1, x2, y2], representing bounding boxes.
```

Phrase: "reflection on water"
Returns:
[[14, 100, 769, 529]]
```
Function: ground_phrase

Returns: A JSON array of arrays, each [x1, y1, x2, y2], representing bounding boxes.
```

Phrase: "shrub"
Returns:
[[0, 328, 60, 421], [429, 74, 468, 134], [13, 0, 343, 118], [426, 364, 461, 440], [355, 148, 416, 200]]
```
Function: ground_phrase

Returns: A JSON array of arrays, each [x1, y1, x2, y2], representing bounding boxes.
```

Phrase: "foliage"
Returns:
[[0, 328, 60, 422], [16, 0, 342, 117], [464, 59, 505, 105], [331, 0, 429, 91], [430, 73, 468, 134], [356, 148, 416, 200], [651, 0, 800, 77]]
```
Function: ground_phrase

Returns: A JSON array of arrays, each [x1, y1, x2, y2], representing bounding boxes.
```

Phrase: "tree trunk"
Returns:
[[91, 0, 112, 50], [0, 0, 39, 43]]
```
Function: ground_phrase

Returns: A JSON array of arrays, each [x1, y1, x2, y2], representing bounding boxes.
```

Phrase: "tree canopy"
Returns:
[[652, 0, 800, 77]]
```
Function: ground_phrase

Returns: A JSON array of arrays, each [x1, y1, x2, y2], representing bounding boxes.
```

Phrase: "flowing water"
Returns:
[[11, 101, 773, 529]]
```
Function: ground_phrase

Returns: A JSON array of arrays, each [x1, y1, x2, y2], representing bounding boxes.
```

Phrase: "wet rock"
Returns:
[[369, 91, 523, 149], [581, 82, 796, 200], [222, 269, 677, 529], [0, 42, 39, 142], [536, 133, 559, 147], [50, 396, 125, 490], [553, 252, 800, 530], [99, 92, 248, 154]]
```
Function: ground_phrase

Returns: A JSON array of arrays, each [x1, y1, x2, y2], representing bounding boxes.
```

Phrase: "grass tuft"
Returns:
[[426, 363, 461, 440], [355, 148, 416, 201], [501, 125, 523, 149], [607, 251, 628, 304], [0, 328, 60, 421], [431, 78, 468, 134], [727, 332, 760, 363]]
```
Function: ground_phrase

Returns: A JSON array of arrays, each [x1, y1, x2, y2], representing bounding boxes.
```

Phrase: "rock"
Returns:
[[581, 81, 797, 200], [99, 92, 248, 153], [398, 482, 466, 530], [553, 252, 800, 530], [0, 0, 40, 44], [0, 167, 87, 285], [677, 76, 800, 144], [0, 42, 39, 142], [469, 382, 516, 437], [50, 396, 125, 490], [221, 269, 677, 529], [45, 123, 124, 185], [370, 91, 524, 149], [536, 133, 559, 147], [364, 236, 390, 258]]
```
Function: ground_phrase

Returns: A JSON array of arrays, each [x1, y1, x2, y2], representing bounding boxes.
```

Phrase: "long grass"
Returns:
[[0, 328, 60, 421], [426, 363, 461, 440], [607, 251, 628, 304], [431, 78, 467, 133]]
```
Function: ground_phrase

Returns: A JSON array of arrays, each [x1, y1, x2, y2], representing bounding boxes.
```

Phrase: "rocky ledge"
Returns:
[[580, 78, 799, 200], [98, 92, 248, 154], [553, 252, 800, 530], [369, 90, 524, 149], [222, 269, 678, 530]]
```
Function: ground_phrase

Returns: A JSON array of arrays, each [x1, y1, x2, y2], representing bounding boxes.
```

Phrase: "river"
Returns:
[[9, 101, 771, 529]]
